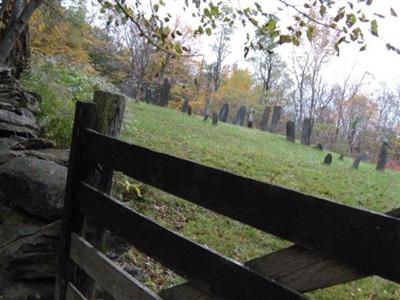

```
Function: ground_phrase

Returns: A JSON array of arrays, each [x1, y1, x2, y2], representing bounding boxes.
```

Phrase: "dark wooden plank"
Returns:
[[66, 283, 87, 300], [55, 102, 97, 300], [161, 208, 400, 297], [160, 246, 365, 299], [81, 91, 127, 299], [246, 207, 400, 292], [80, 129, 400, 283], [246, 245, 365, 292], [77, 182, 308, 300], [70, 233, 162, 300]]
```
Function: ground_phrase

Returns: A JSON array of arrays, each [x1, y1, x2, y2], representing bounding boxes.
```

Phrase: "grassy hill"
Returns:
[[115, 100, 400, 299]]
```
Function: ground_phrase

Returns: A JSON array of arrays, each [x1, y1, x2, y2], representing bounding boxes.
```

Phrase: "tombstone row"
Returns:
[[198, 101, 390, 172]]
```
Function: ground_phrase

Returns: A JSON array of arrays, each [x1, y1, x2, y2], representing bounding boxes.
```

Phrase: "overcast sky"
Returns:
[[87, 0, 400, 92], [163, 0, 400, 92]]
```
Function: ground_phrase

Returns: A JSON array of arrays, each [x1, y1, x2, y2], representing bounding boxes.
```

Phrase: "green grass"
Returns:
[[114, 100, 400, 299]]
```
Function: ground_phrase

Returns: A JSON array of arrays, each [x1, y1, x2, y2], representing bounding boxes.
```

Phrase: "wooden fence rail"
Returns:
[[56, 100, 400, 300]]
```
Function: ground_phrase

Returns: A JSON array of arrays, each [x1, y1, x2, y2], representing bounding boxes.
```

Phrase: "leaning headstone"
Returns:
[[212, 112, 218, 126], [301, 118, 314, 145], [218, 103, 229, 122], [187, 105, 192, 116], [314, 143, 323, 151], [247, 108, 255, 128], [269, 106, 282, 133], [234, 106, 246, 126], [376, 141, 389, 171], [286, 121, 295, 142], [260, 106, 272, 131], [352, 154, 363, 169], [324, 154, 332, 165], [181, 97, 190, 113], [338, 153, 344, 161]]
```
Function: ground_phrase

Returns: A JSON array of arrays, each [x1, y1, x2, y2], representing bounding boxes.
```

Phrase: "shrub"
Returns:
[[21, 55, 118, 148]]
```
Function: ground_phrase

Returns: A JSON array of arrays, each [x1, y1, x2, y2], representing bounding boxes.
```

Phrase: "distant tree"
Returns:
[[342, 94, 376, 153], [97, 0, 398, 59], [214, 66, 257, 112], [207, 23, 232, 92], [290, 22, 336, 122]]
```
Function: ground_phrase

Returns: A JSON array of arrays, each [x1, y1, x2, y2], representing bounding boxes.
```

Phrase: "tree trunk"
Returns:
[[301, 118, 314, 145], [260, 106, 271, 131], [269, 106, 282, 133], [376, 141, 389, 171], [0, 0, 43, 66]]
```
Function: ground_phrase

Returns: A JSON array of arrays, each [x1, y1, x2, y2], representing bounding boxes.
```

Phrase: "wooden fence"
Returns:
[[56, 101, 400, 300]]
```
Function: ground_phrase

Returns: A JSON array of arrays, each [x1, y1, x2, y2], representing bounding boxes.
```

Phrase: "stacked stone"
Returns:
[[0, 69, 71, 299], [0, 68, 42, 138]]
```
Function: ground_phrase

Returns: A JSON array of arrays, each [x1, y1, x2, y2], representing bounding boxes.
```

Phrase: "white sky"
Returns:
[[164, 0, 400, 92], [84, 0, 400, 92]]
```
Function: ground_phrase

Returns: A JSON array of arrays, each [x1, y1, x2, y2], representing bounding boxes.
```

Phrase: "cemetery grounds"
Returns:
[[112, 101, 400, 300]]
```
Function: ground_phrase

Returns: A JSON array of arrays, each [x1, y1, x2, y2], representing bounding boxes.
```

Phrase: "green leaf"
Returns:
[[174, 44, 182, 55], [346, 13, 356, 28], [391, 8, 398, 17], [205, 27, 212, 36], [371, 19, 378, 36], [266, 18, 277, 31], [320, 5, 326, 17], [306, 26, 315, 42]]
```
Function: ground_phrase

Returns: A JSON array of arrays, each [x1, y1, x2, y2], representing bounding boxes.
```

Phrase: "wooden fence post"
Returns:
[[55, 101, 97, 300], [81, 90, 127, 299]]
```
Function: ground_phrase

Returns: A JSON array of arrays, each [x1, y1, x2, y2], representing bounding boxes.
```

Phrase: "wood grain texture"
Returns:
[[66, 283, 87, 300], [80, 129, 400, 283], [77, 182, 308, 300], [70, 233, 162, 300], [160, 208, 400, 298], [55, 102, 97, 300], [81, 91, 127, 299]]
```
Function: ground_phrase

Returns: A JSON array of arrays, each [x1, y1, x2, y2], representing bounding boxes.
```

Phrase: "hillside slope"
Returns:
[[117, 101, 400, 300]]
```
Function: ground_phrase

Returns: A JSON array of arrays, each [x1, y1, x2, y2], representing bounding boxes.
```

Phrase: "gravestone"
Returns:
[[338, 153, 344, 161], [314, 143, 323, 151], [269, 106, 282, 133], [260, 106, 272, 131], [324, 154, 332, 165], [376, 141, 389, 171], [352, 154, 363, 169], [301, 118, 314, 145], [187, 105, 192, 116], [212, 112, 218, 126], [286, 121, 295, 142], [247, 108, 255, 128], [219, 103, 229, 122], [181, 97, 190, 113], [234, 106, 246, 126], [159, 78, 171, 107]]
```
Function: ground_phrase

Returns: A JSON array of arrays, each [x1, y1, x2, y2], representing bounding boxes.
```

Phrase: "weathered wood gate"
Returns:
[[56, 101, 400, 300]]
